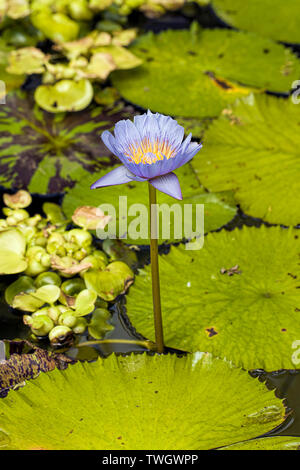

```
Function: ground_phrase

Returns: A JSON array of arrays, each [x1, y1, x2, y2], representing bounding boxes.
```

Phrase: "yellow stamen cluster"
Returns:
[[125, 137, 176, 165]]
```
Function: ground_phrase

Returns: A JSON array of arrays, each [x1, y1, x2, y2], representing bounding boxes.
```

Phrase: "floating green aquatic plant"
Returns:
[[4, 23, 142, 112], [0, 190, 134, 344]]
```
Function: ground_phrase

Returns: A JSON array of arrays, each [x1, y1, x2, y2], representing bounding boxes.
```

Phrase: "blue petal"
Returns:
[[136, 158, 167, 180], [113, 120, 132, 153], [166, 142, 202, 173], [101, 129, 140, 175], [91, 165, 138, 189], [180, 133, 192, 154], [157, 114, 184, 149], [125, 118, 142, 143], [149, 172, 182, 200], [179, 142, 203, 166], [101, 130, 117, 155], [142, 111, 161, 142], [133, 113, 148, 134]]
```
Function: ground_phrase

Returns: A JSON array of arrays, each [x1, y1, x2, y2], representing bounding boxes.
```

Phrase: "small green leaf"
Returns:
[[0, 228, 27, 274], [88, 308, 113, 339], [72, 206, 111, 230], [0, 39, 25, 96], [3, 190, 32, 209], [74, 289, 97, 316], [35, 79, 94, 113], [31, 11, 79, 43], [7, 47, 46, 75], [0, 251, 27, 275], [12, 292, 45, 312], [33, 285, 61, 304], [34, 271, 62, 289], [61, 278, 85, 297], [0, 228, 26, 256], [42, 202, 67, 225], [84, 262, 134, 301], [3, 0, 30, 19], [102, 239, 138, 270], [5, 276, 35, 305], [93, 45, 142, 70]]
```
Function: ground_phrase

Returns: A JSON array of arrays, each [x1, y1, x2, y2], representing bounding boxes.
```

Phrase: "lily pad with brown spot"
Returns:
[[0, 353, 293, 450], [191, 94, 300, 226], [112, 28, 300, 119], [125, 226, 300, 370]]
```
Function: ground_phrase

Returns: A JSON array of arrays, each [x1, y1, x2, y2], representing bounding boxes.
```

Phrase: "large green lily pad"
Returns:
[[0, 353, 290, 450], [112, 28, 300, 119], [191, 94, 300, 226], [126, 226, 300, 370], [0, 91, 134, 193], [212, 0, 300, 44], [62, 164, 237, 245]]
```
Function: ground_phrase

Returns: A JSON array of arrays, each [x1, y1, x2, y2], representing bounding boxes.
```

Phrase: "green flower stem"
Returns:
[[148, 183, 164, 353], [78, 339, 156, 350]]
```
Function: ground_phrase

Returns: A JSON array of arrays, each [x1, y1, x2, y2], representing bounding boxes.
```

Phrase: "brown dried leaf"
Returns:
[[3, 190, 32, 209], [51, 255, 92, 274], [72, 205, 111, 230], [0, 340, 74, 397]]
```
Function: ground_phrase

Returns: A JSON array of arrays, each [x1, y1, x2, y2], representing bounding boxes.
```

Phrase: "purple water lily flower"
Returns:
[[91, 110, 202, 200]]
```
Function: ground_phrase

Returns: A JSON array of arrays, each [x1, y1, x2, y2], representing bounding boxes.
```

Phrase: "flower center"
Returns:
[[125, 138, 176, 164]]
